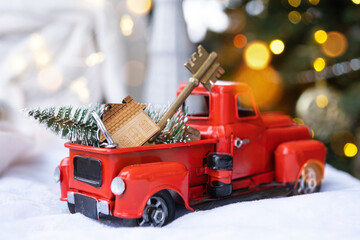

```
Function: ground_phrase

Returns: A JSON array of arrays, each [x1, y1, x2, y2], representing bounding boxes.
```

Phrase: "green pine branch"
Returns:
[[27, 105, 103, 146]]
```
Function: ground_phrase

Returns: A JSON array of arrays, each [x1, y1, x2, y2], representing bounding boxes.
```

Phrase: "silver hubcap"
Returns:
[[297, 166, 318, 194], [138, 196, 168, 227]]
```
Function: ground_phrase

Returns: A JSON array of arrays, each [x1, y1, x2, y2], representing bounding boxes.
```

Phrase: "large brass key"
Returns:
[[149, 45, 224, 142]]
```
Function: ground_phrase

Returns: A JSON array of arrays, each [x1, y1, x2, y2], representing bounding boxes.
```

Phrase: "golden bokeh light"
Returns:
[[288, 0, 301, 7], [352, 0, 360, 4], [29, 34, 45, 51], [316, 94, 328, 108], [314, 30, 327, 44], [86, 52, 105, 67], [244, 41, 271, 70], [120, 14, 134, 37], [321, 31, 348, 58], [38, 66, 63, 93], [235, 65, 283, 109], [288, 11, 302, 24], [293, 117, 305, 125], [330, 131, 356, 157], [309, 0, 320, 5], [313, 57, 326, 72], [10, 55, 28, 74], [70, 77, 90, 103], [344, 143, 358, 157], [269, 39, 285, 55], [35, 50, 51, 67], [126, 0, 152, 15], [233, 34, 247, 49]]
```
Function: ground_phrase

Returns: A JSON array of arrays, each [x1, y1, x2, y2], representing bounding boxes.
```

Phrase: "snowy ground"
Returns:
[[1, 144, 360, 240]]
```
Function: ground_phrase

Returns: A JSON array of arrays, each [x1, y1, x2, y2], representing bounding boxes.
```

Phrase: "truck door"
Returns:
[[230, 93, 268, 179]]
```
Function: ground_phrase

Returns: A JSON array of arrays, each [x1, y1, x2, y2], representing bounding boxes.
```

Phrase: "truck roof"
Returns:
[[178, 80, 250, 94]]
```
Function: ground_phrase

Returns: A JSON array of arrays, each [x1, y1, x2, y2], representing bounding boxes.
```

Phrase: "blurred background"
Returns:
[[0, 0, 359, 177]]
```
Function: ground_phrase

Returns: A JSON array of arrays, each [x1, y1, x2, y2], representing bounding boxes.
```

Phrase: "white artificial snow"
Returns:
[[1, 145, 359, 240]]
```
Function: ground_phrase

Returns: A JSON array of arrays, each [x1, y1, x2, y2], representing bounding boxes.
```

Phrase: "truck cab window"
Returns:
[[237, 94, 256, 118], [184, 94, 209, 117]]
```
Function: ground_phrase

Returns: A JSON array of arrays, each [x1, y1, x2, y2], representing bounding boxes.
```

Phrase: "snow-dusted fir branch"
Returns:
[[26, 103, 189, 146], [26, 105, 104, 146], [145, 103, 189, 144]]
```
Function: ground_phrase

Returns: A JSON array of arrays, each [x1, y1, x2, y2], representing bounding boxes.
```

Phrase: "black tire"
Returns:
[[293, 164, 322, 195], [207, 153, 233, 170], [67, 202, 75, 214], [123, 191, 175, 227]]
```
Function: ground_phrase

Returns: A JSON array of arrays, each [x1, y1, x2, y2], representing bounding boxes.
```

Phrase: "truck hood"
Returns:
[[261, 112, 295, 129]]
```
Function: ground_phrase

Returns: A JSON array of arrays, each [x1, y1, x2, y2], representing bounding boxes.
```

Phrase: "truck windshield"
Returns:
[[184, 94, 209, 117]]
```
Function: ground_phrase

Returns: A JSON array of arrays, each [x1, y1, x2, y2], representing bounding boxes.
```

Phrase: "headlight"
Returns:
[[54, 166, 61, 183], [111, 177, 125, 195]]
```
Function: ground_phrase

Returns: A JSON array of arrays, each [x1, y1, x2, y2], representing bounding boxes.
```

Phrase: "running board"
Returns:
[[191, 185, 294, 211]]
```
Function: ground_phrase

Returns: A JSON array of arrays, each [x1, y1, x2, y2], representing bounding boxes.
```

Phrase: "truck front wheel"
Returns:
[[123, 191, 175, 227], [294, 164, 322, 195]]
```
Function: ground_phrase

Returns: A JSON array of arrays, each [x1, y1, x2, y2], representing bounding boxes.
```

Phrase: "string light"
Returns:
[[288, 11, 302, 24], [120, 14, 134, 37], [316, 94, 328, 108], [321, 31, 348, 58], [288, 0, 301, 8], [233, 34, 247, 49], [314, 30, 327, 44], [70, 77, 90, 103], [10, 55, 28, 74], [37, 66, 63, 93], [313, 57, 326, 72], [35, 50, 51, 67], [244, 41, 271, 70], [269, 39, 285, 55], [309, 0, 320, 5], [126, 0, 152, 15], [86, 52, 105, 67], [344, 143, 358, 157], [29, 34, 45, 51]]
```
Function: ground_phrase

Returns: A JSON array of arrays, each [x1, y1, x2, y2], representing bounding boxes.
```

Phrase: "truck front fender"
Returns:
[[59, 157, 70, 201], [274, 140, 326, 183], [113, 161, 191, 219]]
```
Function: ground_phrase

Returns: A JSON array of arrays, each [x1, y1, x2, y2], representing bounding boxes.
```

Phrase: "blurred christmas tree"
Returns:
[[191, 0, 360, 177]]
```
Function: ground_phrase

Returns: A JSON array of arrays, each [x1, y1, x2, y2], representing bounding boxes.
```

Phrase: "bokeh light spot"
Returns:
[[35, 50, 51, 67], [38, 67, 63, 93], [244, 41, 271, 70], [120, 14, 134, 37], [352, 0, 360, 4], [316, 94, 328, 108], [126, 0, 152, 15], [344, 143, 358, 157], [233, 34, 247, 49], [314, 30, 327, 44], [29, 34, 45, 51], [70, 77, 90, 103], [86, 52, 105, 67], [288, 0, 301, 8], [321, 31, 348, 58], [309, 0, 320, 5], [313, 57, 326, 72], [235, 66, 283, 109], [293, 117, 305, 125], [10, 55, 27, 74], [269, 39, 285, 55], [288, 11, 302, 24]]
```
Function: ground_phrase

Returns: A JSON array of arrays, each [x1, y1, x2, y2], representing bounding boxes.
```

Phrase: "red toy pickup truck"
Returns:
[[55, 81, 326, 227]]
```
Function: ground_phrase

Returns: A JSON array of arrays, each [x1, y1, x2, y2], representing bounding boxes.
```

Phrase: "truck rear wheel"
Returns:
[[294, 164, 322, 195], [123, 191, 175, 227]]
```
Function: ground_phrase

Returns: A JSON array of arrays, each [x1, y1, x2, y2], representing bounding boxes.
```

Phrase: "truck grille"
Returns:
[[73, 156, 102, 187]]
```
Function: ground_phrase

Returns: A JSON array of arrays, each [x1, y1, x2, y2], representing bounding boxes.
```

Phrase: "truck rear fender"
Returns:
[[59, 157, 70, 201], [274, 140, 326, 184], [113, 161, 192, 219]]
